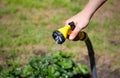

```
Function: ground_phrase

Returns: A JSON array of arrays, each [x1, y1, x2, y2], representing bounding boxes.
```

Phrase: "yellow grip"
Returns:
[[68, 31, 88, 41]]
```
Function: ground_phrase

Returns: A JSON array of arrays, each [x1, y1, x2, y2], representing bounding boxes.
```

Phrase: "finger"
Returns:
[[69, 26, 82, 40]]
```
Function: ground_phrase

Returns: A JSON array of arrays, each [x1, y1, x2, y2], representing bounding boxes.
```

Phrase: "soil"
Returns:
[[83, 53, 120, 78]]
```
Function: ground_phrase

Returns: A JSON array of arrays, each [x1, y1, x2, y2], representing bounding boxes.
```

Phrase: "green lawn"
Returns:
[[0, 0, 120, 74]]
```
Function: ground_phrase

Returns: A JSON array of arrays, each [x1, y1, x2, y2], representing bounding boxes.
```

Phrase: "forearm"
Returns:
[[80, 0, 107, 19]]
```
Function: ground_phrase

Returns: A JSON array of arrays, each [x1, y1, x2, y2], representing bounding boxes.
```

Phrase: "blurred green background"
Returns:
[[0, 0, 120, 77]]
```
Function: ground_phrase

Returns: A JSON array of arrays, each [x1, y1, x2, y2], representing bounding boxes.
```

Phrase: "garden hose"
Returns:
[[52, 22, 97, 78], [85, 37, 97, 78]]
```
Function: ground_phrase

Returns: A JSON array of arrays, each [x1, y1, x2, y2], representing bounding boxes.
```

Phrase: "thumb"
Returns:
[[69, 26, 82, 40]]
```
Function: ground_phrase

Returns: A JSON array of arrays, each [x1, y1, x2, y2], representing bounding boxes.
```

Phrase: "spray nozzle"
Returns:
[[52, 22, 87, 44], [52, 22, 75, 44]]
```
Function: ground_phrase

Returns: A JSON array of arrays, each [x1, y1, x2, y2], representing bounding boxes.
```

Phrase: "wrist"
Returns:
[[80, 9, 92, 20]]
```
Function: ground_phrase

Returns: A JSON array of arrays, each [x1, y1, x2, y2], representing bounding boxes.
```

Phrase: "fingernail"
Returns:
[[69, 36, 74, 40]]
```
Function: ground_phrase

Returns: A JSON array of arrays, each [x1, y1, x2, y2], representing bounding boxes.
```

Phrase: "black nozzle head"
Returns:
[[52, 30, 65, 44]]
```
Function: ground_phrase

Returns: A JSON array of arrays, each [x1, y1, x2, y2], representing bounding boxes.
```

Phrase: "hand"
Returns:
[[65, 12, 90, 40], [65, 0, 106, 40]]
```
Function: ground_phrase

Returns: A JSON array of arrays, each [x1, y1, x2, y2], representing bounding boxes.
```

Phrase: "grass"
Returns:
[[0, 0, 84, 48], [0, 0, 120, 73]]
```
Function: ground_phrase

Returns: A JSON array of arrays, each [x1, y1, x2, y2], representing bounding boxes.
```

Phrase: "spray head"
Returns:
[[52, 30, 65, 44]]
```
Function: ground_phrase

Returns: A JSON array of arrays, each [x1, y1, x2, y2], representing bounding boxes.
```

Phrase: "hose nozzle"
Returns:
[[52, 22, 88, 44]]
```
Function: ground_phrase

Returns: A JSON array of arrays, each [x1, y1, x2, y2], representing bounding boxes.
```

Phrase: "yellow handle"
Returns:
[[68, 30, 88, 41]]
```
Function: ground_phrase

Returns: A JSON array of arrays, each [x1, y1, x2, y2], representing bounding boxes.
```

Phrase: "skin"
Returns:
[[65, 0, 107, 40]]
